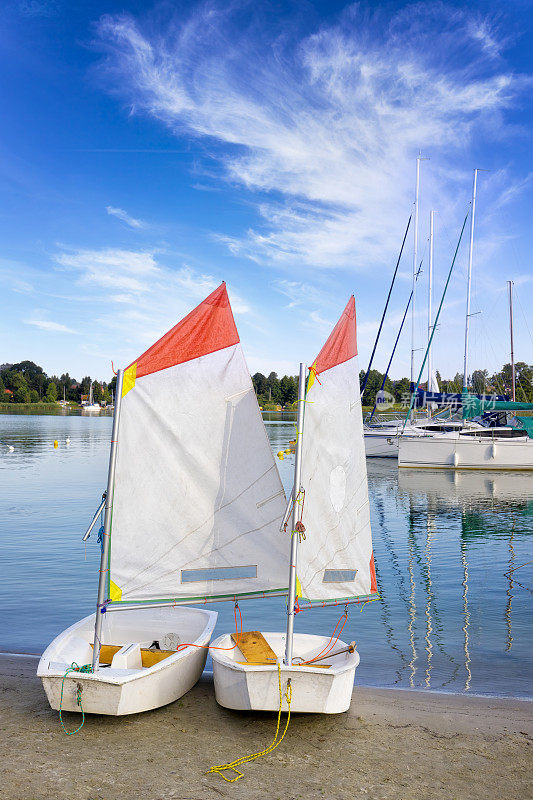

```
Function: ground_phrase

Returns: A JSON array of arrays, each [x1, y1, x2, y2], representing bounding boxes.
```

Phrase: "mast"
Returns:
[[463, 169, 479, 393], [410, 157, 421, 393], [92, 368, 124, 671], [508, 280, 516, 401], [284, 362, 307, 667], [427, 209, 435, 401]]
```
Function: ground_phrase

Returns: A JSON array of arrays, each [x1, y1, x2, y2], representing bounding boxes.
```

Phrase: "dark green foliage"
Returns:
[[0, 361, 113, 405], [252, 372, 298, 407]]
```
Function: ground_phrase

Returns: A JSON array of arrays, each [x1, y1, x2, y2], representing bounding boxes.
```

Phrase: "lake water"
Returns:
[[1, 412, 531, 698]]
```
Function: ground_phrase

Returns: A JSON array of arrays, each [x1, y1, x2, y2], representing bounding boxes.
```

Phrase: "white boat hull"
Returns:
[[38, 606, 217, 715], [211, 632, 359, 714], [364, 431, 399, 458], [398, 434, 533, 470]]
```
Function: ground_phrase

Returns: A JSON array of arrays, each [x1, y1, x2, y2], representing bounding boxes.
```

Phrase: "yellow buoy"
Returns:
[[284, 448, 291, 454], [277, 451, 284, 459], [54, 440, 59, 448]]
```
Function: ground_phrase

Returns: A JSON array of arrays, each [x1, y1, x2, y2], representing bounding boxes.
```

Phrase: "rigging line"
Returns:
[[368, 286, 414, 422], [360, 215, 412, 397], [403, 210, 470, 431]]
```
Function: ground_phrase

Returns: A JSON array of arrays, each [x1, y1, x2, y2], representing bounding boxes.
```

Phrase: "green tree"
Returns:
[[280, 375, 297, 406], [29, 389, 40, 403], [471, 369, 488, 394], [392, 377, 410, 403], [46, 381, 58, 402], [266, 372, 281, 403], [14, 385, 30, 403], [360, 369, 392, 407]]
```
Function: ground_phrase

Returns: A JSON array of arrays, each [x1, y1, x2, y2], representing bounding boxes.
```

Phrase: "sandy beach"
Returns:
[[1, 653, 531, 800]]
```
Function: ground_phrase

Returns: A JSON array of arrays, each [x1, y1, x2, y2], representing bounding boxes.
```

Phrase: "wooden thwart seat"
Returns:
[[91, 644, 175, 668], [231, 631, 277, 665], [231, 631, 330, 667]]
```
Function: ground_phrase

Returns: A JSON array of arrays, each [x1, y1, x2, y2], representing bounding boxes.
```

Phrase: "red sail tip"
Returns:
[[369, 552, 377, 594], [314, 295, 357, 374], [130, 282, 240, 378]]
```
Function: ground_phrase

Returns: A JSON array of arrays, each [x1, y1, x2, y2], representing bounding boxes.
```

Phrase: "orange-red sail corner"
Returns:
[[369, 552, 377, 594], [127, 283, 239, 379], [314, 295, 357, 375]]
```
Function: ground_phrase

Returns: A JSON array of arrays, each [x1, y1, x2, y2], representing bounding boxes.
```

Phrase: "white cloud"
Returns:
[[56, 247, 159, 293], [106, 205, 147, 229], [51, 246, 251, 357], [95, 3, 531, 270], [25, 318, 78, 334]]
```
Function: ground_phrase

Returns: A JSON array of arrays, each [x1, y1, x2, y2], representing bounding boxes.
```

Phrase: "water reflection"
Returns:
[[1, 413, 532, 697]]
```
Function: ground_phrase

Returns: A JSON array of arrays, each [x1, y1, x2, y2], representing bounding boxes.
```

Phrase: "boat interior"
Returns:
[[40, 607, 215, 675]]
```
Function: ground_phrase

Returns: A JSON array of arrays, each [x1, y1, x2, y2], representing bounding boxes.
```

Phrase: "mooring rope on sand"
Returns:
[[58, 662, 93, 735], [206, 663, 292, 782]]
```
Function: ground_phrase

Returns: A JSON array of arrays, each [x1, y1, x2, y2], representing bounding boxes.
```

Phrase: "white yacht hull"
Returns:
[[398, 434, 533, 470], [38, 606, 217, 716], [364, 431, 399, 458], [211, 632, 359, 714]]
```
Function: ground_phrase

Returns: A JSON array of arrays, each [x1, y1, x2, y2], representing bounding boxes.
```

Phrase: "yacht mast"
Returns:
[[427, 209, 435, 395], [463, 169, 479, 392], [410, 157, 422, 392], [508, 280, 516, 401]]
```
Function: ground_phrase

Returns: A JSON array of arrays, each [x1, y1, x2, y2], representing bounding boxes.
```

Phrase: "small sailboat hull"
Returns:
[[38, 606, 217, 716], [211, 632, 359, 714]]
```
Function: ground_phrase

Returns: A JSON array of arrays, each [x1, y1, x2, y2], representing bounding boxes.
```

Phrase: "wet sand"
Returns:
[[1, 654, 531, 800]]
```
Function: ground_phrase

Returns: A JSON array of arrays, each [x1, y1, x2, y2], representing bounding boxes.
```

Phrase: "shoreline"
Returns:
[[1, 653, 531, 800], [2, 650, 530, 702]]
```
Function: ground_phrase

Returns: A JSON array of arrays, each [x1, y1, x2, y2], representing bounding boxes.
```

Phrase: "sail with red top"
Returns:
[[297, 296, 378, 604], [109, 283, 288, 604]]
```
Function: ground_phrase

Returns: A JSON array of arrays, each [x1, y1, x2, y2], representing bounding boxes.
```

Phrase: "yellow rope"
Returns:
[[206, 663, 292, 782]]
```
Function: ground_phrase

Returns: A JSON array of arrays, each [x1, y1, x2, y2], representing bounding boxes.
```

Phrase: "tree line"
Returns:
[[255, 362, 533, 410], [0, 361, 116, 405], [2, 359, 531, 407]]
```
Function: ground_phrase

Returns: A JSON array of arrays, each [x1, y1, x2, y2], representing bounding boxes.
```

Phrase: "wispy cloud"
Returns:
[[106, 205, 147, 229], [25, 318, 78, 334], [51, 246, 251, 353], [95, 3, 530, 270]]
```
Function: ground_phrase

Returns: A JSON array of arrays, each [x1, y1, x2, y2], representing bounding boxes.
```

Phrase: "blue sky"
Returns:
[[1, 0, 532, 383]]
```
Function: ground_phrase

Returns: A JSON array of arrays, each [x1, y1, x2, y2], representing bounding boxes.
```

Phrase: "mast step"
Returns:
[[231, 631, 277, 663]]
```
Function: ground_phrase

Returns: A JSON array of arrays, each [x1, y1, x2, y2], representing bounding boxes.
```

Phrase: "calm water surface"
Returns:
[[0, 413, 531, 698]]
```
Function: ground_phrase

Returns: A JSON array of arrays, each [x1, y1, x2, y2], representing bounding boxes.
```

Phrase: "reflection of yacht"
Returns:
[[398, 464, 533, 503]]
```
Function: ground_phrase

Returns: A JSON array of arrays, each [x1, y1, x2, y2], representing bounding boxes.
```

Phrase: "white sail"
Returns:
[[109, 284, 288, 604], [297, 297, 378, 603], [429, 369, 440, 394]]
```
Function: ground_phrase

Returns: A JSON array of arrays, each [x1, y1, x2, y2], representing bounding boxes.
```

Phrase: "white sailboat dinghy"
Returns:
[[211, 297, 379, 714], [38, 283, 289, 717]]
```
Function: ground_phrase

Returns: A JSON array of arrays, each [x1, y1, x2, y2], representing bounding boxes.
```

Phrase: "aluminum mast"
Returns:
[[427, 209, 435, 395], [92, 368, 124, 671], [284, 362, 307, 666]]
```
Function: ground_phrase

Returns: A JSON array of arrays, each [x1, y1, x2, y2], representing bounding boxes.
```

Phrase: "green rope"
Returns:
[[58, 662, 93, 735]]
